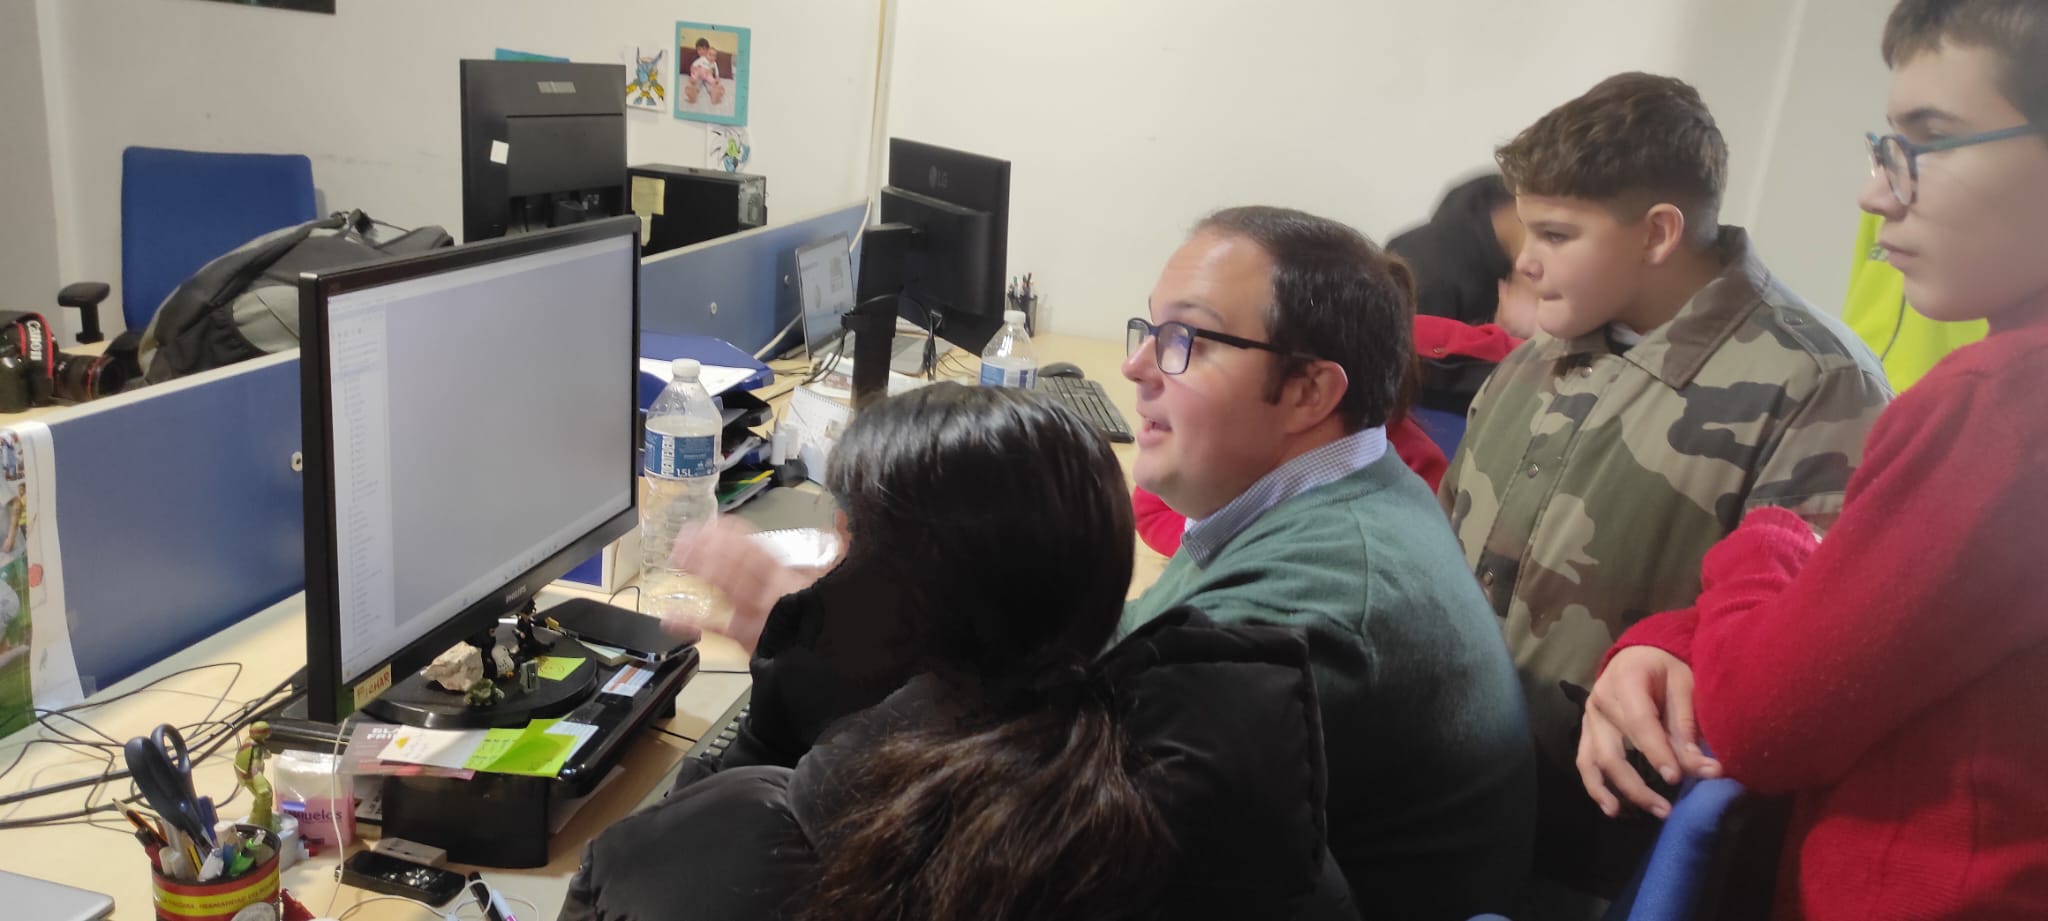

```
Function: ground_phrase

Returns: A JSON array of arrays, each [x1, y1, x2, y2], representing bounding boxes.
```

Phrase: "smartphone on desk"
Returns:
[[340, 850, 467, 907]]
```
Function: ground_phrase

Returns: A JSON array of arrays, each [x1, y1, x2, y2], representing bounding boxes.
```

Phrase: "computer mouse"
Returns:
[[1040, 361, 1084, 379]]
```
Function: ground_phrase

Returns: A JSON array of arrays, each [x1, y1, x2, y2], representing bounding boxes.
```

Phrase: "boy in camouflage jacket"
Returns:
[[1438, 72, 1892, 902]]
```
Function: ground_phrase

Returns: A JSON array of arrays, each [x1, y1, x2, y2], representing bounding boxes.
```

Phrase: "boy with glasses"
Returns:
[[1580, 2, 2048, 916], [1119, 206, 1534, 920], [1437, 72, 1892, 906]]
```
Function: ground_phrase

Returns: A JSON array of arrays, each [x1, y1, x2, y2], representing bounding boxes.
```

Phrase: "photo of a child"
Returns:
[[673, 22, 749, 126]]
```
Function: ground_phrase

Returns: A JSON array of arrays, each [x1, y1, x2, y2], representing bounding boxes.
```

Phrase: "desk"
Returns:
[[0, 332, 1151, 920]]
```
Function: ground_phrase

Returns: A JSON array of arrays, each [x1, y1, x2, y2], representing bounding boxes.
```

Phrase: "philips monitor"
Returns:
[[460, 60, 629, 243], [298, 216, 640, 725]]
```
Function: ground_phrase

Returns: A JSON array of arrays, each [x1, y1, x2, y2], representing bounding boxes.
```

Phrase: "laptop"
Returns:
[[0, 870, 115, 921], [795, 234, 932, 376]]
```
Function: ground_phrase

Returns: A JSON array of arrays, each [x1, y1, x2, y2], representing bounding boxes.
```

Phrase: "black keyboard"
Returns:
[[1037, 376, 1134, 443], [685, 687, 752, 765]]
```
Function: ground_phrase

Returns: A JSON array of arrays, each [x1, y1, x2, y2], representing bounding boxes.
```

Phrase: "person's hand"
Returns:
[[668, 518, 822, 654], [1577, 646, 1723, 819]]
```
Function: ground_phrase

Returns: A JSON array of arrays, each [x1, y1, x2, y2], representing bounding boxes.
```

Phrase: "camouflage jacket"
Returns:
[[1438, 228, 1892, 769]]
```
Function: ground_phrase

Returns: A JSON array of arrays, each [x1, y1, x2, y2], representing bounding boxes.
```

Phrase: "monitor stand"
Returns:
[[275, 604, 700, 868], [363, 635, 603, 730]]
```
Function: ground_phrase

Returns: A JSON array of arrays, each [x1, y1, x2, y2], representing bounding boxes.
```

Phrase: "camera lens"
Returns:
[[53, 352, 131, 403]]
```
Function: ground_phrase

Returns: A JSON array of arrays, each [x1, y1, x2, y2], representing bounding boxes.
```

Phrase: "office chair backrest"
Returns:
[[1601, 774, 1786, 921], [120, 146, 316, 331]]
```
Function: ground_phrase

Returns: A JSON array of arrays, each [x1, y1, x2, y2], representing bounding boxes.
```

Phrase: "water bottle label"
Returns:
[[979, 364, 1038, 389], [644, 430, 718, 478]]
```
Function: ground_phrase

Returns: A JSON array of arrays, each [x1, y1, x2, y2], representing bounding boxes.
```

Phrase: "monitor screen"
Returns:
[[300, 218, 640, 721], [796, 234, 855, 354]]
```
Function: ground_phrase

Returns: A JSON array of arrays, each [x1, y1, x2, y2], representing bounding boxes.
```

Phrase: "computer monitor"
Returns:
[[298, 216, 641, 725], [861, 139, 1012, 349], [795, 233, 857, 355], [460, 60, 629, 243]]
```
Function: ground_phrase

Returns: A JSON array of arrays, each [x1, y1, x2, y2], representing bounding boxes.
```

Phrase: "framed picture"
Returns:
[[674, 21, 749, 126]]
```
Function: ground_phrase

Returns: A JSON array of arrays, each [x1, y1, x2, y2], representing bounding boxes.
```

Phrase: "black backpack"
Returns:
[[112, 210, 453, 386]]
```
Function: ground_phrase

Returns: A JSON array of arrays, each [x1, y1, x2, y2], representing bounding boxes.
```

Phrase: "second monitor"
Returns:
[[852, 139, 1013, 387]]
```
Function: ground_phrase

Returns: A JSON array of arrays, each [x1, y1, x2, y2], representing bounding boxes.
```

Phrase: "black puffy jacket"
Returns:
[[560, 609, 1358, 921]]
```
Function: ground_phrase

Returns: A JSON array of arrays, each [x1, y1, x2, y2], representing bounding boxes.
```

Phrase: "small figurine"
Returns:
[[422, 644, 484, 693], [233, 722, 276, 832], [465, 677, 504, 708]]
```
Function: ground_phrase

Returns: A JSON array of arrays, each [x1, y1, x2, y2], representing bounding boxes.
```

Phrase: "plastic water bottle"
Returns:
[[641, 359, 723, 623], [980, 310, 1038, 388]]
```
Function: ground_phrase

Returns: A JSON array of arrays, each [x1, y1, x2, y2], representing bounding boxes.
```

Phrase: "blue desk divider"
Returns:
[[640, 200, 868, 353], [49, 354, 305, 692]]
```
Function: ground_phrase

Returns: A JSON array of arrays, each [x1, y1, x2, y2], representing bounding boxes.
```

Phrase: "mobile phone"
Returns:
[[340, 849, 468, 906]]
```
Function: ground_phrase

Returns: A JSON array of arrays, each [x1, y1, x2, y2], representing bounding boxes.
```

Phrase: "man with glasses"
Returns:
[[1118, 206, 1535, 920], [1438, 72, 1894, 913]]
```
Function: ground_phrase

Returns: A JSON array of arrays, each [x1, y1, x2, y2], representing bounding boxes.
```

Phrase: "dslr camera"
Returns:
[[0, 311, 135, 412]]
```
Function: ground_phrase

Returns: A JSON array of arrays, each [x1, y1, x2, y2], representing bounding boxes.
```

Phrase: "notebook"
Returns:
[[0, 870, 114, 921]]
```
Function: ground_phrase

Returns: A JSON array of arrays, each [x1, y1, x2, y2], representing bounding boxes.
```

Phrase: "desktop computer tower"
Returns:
[[629, 163, 767, 256]]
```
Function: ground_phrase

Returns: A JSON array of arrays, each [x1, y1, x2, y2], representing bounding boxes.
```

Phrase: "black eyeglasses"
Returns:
[[1866, 124, 2037, 205], [1125, 317, 1304, 375]]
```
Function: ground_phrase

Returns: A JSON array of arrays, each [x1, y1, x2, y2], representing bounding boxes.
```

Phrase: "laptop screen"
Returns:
[[796, 234, 856, 353]]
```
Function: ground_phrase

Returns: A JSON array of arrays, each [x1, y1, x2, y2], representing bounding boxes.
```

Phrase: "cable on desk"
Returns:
[[335, 894, 448, 921], [0, 668, 292, 813], [653, 727, 699, 744]]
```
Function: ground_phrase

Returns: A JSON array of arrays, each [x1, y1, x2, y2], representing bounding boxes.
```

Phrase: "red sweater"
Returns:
[[1607, 307, 2048, 921], [1131, 415, 1446, 557]]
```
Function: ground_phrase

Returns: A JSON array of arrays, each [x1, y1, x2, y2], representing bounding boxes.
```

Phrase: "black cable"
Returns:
[[652, 728, 699, 744], [0, 670, 291, 808], [1878, 295, 1907, 363]]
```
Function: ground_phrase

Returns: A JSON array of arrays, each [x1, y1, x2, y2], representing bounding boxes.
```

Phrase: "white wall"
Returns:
[[1746, 0, 1894, 314], [34, 0, 884, 340], [0, 0, 64, 338], [884, 0, 1876, 340]]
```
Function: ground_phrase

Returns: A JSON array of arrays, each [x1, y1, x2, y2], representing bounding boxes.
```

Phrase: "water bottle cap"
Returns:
[[1004, 310, 1026, 326], [670, 358, 701, 381]]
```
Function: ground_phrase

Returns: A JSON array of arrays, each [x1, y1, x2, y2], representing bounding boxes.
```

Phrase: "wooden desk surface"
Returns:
[[0, 332, 1153, 919]]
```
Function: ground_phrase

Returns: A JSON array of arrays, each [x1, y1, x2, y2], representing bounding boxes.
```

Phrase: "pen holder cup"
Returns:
[[151, 825, 281, 921]]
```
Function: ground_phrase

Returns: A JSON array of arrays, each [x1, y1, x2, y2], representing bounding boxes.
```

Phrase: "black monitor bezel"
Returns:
[[298, 215, 642, 724], [459, 59, 629, 244]]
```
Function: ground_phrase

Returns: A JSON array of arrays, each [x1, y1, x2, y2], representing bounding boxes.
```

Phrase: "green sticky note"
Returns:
[[465, 719, 578, 777], [535, 656, 584, 681]]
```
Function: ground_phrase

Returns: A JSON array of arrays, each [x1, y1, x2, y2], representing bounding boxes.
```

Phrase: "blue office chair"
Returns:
[[1469, 769, 1785, 921], [1414, 406, 1469, 460], [58, 146, 315, 342]]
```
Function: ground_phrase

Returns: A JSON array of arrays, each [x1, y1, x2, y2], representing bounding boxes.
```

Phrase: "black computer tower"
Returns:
[[629, 163, 767, 256]]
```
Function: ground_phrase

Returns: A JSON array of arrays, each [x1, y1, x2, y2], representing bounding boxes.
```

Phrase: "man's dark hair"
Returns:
[[694, 37, 712, 50], [1495, 72, 1728, 247], [1884, 0, 2048, 129], [1195, 206, 1414, 432]]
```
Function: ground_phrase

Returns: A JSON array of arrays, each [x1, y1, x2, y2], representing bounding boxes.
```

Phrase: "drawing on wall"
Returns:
[[708, 126, 752, 173], [190, 0, 335, 12], [674, 21, 750, 126], [625, 46, 667, 111]]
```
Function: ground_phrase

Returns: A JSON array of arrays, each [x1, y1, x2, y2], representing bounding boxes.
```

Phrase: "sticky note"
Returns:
[[489, 140, 510, 164], [536, 656, 584, 681]]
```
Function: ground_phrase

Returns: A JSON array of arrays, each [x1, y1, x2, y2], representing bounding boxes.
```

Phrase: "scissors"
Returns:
[[124, 724, 215, 850]]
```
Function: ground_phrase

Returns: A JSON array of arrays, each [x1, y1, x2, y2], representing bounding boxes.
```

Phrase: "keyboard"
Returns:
[[1037, 376, 1134, 443], [685, 687, 752, 765]]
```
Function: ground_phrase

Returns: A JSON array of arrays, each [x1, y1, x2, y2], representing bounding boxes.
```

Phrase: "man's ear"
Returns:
[[1642, 203, 1689, 266], [1279, 360, 1350, 435]]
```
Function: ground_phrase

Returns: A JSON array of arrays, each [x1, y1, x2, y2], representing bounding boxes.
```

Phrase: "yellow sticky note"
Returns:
[[631, 176, 665, 216], [535, 656, 583, 682]]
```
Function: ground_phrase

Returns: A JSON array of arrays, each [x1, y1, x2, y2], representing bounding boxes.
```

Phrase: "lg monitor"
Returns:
[[460, 60, 629, 243]]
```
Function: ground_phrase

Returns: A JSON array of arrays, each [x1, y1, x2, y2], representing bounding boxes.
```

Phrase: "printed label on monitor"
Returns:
[[979, 364, 1037, 389], [644, 430, 717, 478]]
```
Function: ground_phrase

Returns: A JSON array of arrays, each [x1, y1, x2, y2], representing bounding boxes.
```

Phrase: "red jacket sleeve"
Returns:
[[1390, 415, 1448, 491], [1668, 374, 2048, 793], [1131, 487, 1184, 557]]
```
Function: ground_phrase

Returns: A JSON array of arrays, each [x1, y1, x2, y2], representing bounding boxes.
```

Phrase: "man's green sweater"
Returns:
[[1123, 452, 1535, 920]]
